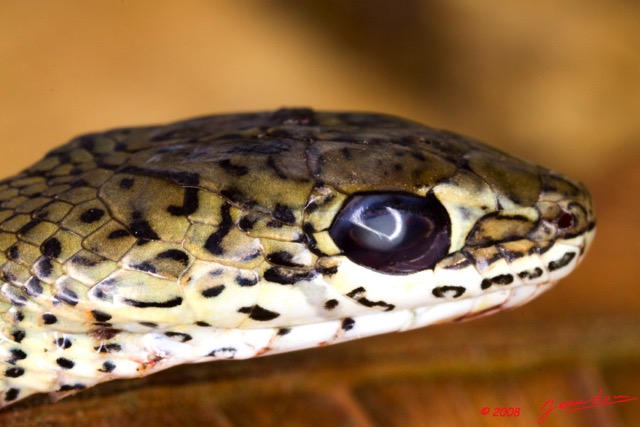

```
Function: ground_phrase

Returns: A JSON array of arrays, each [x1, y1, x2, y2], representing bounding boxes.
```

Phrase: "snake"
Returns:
[[0, 108, 595, 407]]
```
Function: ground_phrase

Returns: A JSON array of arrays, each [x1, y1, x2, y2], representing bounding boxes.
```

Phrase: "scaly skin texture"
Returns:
[[0, 108, 595, 407]]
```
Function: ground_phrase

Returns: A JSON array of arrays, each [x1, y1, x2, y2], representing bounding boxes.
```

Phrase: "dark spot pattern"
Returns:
[[156, 249, 190, 266], [480, 274, 514, 290], [123, 296, 183, 308], [100, 361, 116, 373], [42, 313, 57, 324], [238, 305, 280, 321], [41, 237, 62, 258], [55, 337, 72, 349], [341, 318, 355, 331], [8, 348, 27, 364], [80, 208, 105, 223], [165, 332, 192, 342], [94, 343, 122, 353], [56, 357, 75, 369], [201, 285, 225, 298], [108, 229, 130, 239], [346, 287, 395, 311], [518, 267, 543, 280], [235, 276, 258, 287], [91, 310, 112, 322], [548, 252, 576, 271], [432, 286, 466, 298], [204, 204, 233, 256], [266, 251, 303, 267], [324, 299, 339, 310], [4, 367, 25, 378], [263, 267, 318, 285]]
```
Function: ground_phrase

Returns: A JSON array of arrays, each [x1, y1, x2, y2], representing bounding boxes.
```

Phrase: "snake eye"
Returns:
[[329, 193, 451, 275]]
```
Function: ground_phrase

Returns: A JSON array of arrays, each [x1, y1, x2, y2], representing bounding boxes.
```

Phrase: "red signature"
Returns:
[[538, 389, 637, 424]]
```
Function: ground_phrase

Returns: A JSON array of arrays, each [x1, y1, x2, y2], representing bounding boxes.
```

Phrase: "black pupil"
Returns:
[[329, 193, 451, 275]]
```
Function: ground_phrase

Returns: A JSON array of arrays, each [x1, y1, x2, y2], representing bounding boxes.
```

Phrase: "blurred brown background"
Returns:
[[0, 1, 638, 426]]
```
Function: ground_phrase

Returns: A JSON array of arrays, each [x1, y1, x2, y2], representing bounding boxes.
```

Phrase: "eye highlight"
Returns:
[[329, 193, 451, 275]]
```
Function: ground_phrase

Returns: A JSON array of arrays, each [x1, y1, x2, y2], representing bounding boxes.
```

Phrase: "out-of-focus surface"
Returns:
[[0, 1, 638, 426]]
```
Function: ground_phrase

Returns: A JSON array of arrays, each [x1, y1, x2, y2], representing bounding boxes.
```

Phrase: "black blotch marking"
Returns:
[[108, 229, 131, 239], [129, 216, 160, 244], [18, 219, 41, 235], [432, 285, 466, 298], [12, 330, 25, 343], [238, 305, 280, 321], [165, 332, 192, 342], [36, 258, 54, 278], [266, 220, 283, 228], [518, 267, 543, 280], [548, 252, 576, 271], [235, 276, 258, 287], [480, 274, 515, 289], [5, 291, 27, 307], [42, 313, 57, 324], [201, 285, 225, 298], [14, 311, 24, 322], [273, 204, 296, 225], [490, 274, 514, 285], [91, 310, 112, 322], [42, 237, 62, 258], [480, 279, 492, 290], [71, 255, 100, 267], [301, 223, 328, 257], [58, 384, 85, 392], [94, 343, 122, 353], [196, 321, 211, 327], [5, 388, 19, 402], [56, 337, 72, 349], [266, 251, 303, 268], [167, 187, 199, 217], [25, 277, 43, 297], [139, 322, 157, 328], [123, 296, 183, 308], [100, 361, 116, 373], [55, 288, 79, 306], [7, 245, 18, 260], [238, 216, 257, 231], [342, 318, 355, 331], [218, 159, 249, 176], [207, 347, 237, 358], [318, 265, 339, 276], [204, 204, 233, 256], [263, 267, 318, 285], [341, 147, 353, 160], [4, 367, 25, 378], [277, 328, 291, 336], [132, 262, 157, 274], [346, 287, 395, 311], [324, 299, 339, 310], [8, 348, 27, 364], [80, 208, 105, 223], [119, 178, 135, 189], [220, 188, 258, 209], [56, 357, 75, 369], [156, 249, 190, 266]]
